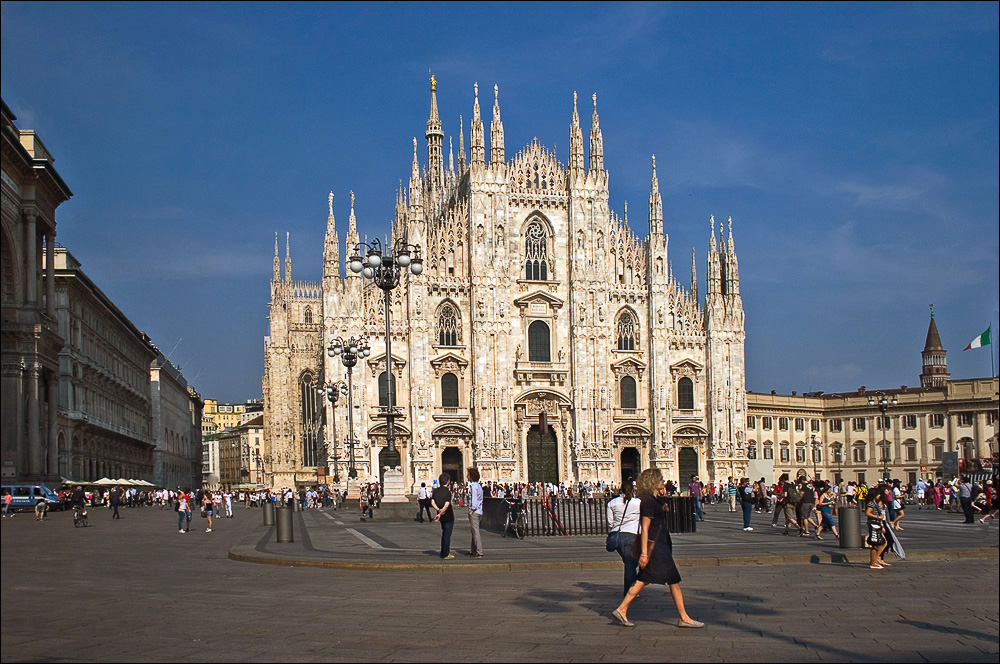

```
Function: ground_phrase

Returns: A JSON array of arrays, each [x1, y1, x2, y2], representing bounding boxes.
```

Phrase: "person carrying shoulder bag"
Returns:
[[606, 481, 641, 596]]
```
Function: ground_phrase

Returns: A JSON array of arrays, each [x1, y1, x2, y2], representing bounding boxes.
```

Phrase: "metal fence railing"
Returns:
[[483, 496, 698, 537]]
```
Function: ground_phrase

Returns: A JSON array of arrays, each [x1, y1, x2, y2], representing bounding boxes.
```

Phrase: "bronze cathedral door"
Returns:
[[527, 425, 558, 484]]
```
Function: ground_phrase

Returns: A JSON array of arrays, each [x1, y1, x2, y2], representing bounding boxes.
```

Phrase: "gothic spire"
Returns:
[[348, 190, 357, 235], [490, 84, 505, 164], [457, 114, 466, 169], [324, 191, 340, 281], [569, 91, 584, 172], [284, 232, 292, 282], [690, 248, 698, 304], [725, 217, 739, 296], [273, 232, 280, 281], [411, 137, 420, 181], [409, 138, 423, 211], [448, 136, 454, 172], [470, 83, 485, 164], [707, 216, 721, 296], [425, 73, 444, 190], [588, 93, 604, 172], [649, 155, 663, 235]]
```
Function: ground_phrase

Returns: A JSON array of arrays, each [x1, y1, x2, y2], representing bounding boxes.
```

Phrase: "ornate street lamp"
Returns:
[[348, 238, 423, 453], [810, 434, 822, 481], [329, 336, 371, 480], [252, 449, 269, 486], [867, 392, 898, 481], [319, 379, 349, 485]]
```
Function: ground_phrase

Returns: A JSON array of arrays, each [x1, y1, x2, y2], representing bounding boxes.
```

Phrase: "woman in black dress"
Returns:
[[612, 468, 703, 628]]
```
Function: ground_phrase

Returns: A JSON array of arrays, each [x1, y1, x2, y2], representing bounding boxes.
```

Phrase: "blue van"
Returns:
[[1, 485, 61, 512]]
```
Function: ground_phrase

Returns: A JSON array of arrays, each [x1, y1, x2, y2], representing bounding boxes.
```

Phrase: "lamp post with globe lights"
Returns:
[[348, 238, 423, 455], [318, 379, 348, 487], [329, 336, 370, 486], [868, 392, 898, 481]]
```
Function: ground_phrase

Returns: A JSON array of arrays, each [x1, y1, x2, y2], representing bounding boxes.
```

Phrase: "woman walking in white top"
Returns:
[[606, 481, 642, 596]]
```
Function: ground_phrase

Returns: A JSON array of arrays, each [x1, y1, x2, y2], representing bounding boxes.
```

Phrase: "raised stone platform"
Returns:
[[338, 497, 417, 522]]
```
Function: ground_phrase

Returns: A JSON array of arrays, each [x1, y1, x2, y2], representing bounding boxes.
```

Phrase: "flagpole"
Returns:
[[992, 322, 996, 378]]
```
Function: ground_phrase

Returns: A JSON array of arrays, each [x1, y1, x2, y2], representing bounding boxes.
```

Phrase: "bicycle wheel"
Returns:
[[502, 516, 510, 537], [514, 514, 527, 539]]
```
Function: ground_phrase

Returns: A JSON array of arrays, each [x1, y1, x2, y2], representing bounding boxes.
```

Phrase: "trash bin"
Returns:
[[667, 497, 697, 533], [839, 506, 863, 549], [263, 501, 275, 526], [275, 506, 294, 543]]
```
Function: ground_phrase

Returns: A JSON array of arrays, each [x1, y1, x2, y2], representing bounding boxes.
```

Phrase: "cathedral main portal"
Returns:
[[527, 425, 559, 484], [678, 447, 699, 485], [442, 447, 463, 483]]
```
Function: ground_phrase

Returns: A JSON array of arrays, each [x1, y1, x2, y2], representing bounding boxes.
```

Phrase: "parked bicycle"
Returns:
[[502, 499, 526, 539]]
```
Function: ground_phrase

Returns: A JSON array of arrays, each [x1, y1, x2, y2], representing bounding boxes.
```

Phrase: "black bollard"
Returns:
[[275, 506, 294, 543], [838, 506, 863, 548], [263, 501, 275, 526]]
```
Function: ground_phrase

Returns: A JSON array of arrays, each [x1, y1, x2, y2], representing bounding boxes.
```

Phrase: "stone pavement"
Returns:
[[230, 500, 1000, 569], [1, 503, 997, 663]]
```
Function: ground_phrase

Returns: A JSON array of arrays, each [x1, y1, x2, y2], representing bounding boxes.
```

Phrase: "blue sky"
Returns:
[[2, 1, 997, 402]]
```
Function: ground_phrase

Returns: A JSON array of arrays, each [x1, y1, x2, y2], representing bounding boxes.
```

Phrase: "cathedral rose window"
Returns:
[[616, 310, 638, 350], [525, 221, 549, 281]]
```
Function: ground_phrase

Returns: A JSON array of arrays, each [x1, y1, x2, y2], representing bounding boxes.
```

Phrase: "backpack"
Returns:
[[786, 483, 801, 505]]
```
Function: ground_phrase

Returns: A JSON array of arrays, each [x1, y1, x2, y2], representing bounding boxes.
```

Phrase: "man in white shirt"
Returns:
[[416, 483, 433, 522], [467, 467, 484, 558]]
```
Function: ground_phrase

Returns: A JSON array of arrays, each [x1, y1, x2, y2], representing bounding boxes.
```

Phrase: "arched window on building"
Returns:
[[299, 373, 321, 467], [616, 310, 638, 351], [437, 303, 460, 346], [303, 306, 313, 325], [378, 371, 396, 408], [441, 372, 460, 408], [677, 377, 694, 410], [525, 221, 549, 280], [528, 320, 551, 362], [620, 375, 637, 409]]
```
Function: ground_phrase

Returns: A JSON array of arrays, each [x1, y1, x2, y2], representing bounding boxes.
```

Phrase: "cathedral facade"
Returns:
[[262, 80, 747, 491]]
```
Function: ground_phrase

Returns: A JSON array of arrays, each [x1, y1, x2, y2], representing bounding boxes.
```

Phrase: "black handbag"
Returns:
[[606, 499, 628, 552]]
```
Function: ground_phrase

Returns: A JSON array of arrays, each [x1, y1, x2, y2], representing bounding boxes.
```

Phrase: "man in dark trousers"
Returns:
[[431, 474, 455, 560], [110, 487, 122, 519], [416, 482, 433, 522]]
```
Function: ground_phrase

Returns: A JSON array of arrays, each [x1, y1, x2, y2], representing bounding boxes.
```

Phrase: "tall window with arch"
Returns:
[[378, 371, 396, 408], [299, 373, 322, 467], [303, 306, 313, 325], [441, 372, 459, 408], [524, 220, 549, 280], [620, 375, 637, 409], [437, 303, 460, 346], [616, 310, 639, 350], [528, 320, 551, 362], [677, 377, 694, 410]]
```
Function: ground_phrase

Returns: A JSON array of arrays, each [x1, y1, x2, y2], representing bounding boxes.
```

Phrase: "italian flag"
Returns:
[[964, 327, 991, 350]]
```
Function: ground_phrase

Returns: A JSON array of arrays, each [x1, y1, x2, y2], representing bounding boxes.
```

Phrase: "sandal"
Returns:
[[612, 609, 634, 627]]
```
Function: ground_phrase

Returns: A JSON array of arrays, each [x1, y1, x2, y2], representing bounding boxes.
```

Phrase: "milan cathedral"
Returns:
[[263, 78, 747, 491]]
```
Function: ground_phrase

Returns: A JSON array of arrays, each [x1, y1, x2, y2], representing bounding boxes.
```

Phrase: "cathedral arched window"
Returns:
[[299, 373, 322, 467], [620, 375, 637, 410], [378, 371, 396, 408], [616, 310, 639, 350], [525, 221, 549, 281], [437, 303, 460, 346], [303, 306, 313, 325], [528, 320, 551, 362], [677, 377, 694, 410], [441, 372, 459, 408]]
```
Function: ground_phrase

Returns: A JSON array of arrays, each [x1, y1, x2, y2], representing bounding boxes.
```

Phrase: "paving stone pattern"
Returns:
[[1, 503, 997, 662]]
